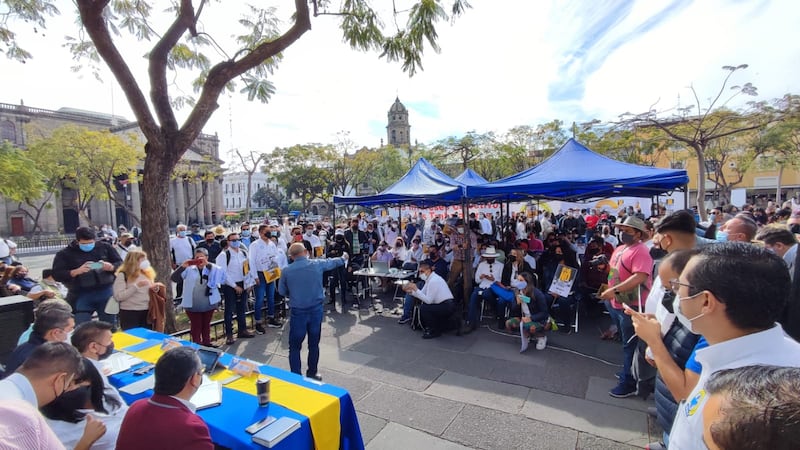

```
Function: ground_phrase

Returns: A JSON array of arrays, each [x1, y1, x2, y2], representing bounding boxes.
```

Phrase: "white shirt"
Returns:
[[480, 217, 493, 235], [170, 236, 195, 264], [474, 260, 503, 289], [411, 272, 453, 305], [0, 372, 38, 406], [216, 247, 248, 287], [516, 222, 527, 240], [46, 406, 125, 450], [249, 238, 279, 272], [303, 233, 322, 255], [668, 324, 800, 450], [643, 276, 675, 336], [523, 253, 537, 270], [405, 245, 424, 264], [90, 359, 129, 413], [784, 243, 797, 280], [604, 234, 619, 247]]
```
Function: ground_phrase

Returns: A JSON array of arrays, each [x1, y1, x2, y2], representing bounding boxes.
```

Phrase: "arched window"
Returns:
[[0, 121, 15, 143], [391, 129, 396, 143]]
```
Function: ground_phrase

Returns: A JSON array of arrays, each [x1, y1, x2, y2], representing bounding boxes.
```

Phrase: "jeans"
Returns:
[[74, 286, 115, 325], [289, 304, 324, 376], [221, 283, 247, 337], [468, 287, 499, 324], [187, 310, 215, 345], [607, 303, 637, 386], [253, 271, 276, 321]]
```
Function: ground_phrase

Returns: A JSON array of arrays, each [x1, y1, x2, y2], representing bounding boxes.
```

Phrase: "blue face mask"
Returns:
[[79, 242, 95, 252], [229, 241, 241, 249], [241, 231, 251, 237], [716, 230, 728, 242], [178, 230, 187, 237]]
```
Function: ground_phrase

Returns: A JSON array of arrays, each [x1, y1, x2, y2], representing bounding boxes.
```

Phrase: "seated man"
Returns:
[[6, 265, 54, 302], [70, 321, 129, 408], [702, 365, 800, 450], [0, 342, 106, 450], [402, 260, 455, 339], [4, 301, 75, 377], [29, 269, 69, 302], [116, 346, 213, 450], [464, 246, 505, 333]]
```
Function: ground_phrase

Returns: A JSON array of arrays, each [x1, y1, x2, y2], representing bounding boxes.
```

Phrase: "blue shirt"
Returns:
[[684, 336, 708, 374], [278, 256, 345, 309]]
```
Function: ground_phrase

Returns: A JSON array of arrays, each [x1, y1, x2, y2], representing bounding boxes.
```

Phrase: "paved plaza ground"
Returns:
[[22, 253, 660, 449]]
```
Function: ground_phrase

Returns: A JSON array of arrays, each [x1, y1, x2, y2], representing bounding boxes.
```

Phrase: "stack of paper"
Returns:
[[251, 417, 301, 448]]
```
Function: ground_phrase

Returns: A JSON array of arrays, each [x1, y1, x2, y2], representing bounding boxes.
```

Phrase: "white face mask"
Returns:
[[139, 260, 151, 270], [419, 272, 429, 281], [673, 292, 705, 334], [510, 279, 527, 290]]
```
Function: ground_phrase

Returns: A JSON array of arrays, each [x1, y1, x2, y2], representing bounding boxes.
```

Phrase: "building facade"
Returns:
[[222, 171, 281, 213], [0, 101, 224, 235], [386, 97, 410, 147]]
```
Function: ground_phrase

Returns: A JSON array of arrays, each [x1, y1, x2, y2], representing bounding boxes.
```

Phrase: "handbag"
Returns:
[[104, 297, 120, 315], [490, 283, 516, 303]]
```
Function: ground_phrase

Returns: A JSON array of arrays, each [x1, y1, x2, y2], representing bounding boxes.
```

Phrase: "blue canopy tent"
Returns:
[[465, 139, 689, 202], [454, 168, 488, 186], [333, 157, 466, 207]]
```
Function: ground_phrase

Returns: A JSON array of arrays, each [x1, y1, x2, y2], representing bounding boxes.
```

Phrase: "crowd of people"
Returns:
[[2, 196, 800, 449]]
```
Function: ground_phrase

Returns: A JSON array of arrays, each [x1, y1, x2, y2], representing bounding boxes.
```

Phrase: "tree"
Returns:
[[26, 125, 142, 226], [752, 94, 800, 203], [252, 185, 286, 213], [0, 141, 48, 235], [1, 0, 469, 330], [621, 64, 774, 220], [233, 149, 267, 222], [265, 144, 332, 212]]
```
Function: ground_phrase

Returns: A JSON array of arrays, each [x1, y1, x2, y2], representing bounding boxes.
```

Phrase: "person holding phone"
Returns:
[[113, 249, 159, 330], [52, 227, 122, 325], [172, 248, 225, 346]]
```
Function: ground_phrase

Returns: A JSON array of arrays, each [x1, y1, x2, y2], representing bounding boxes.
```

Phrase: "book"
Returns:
[[251, 416, 301, 448], [191, 376, 222, 410], [101, 352, 144, 375]]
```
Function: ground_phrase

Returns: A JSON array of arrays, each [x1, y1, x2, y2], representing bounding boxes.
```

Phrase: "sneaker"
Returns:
[[398, 317, 410, 325], [615, 371, 623, 380], [609, 382, 637, 398], [255, 324, 266, 334], [306, 373, 322, 382], [535, 336, 547, 350], [267, 317, 283, 328], [238, 330, 256, 338]]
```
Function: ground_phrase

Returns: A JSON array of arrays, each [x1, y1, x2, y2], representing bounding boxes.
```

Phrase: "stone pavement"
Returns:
[[22, 254, 659, 449]]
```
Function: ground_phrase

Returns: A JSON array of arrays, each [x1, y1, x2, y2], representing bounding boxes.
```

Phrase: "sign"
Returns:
[[549, 264, 577, 298]]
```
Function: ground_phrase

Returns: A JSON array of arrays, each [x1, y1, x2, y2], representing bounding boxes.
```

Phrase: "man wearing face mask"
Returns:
[[52, 227, 122, 324], [402, 260, 455, 339], [114, 233, 137, 259], [599, 216, 653, 398], [0, 342, 107, 450], [239, 222, 255, 249], [197, 230, 223, 261], [464, 246, 505, 333], [325, 229, 351, 311], [169, 224, 196, 300], [70, 321, 128, 408], [303, 224, 323, 258], [715, 214, 757, 243], [630, 243, 800, 450], [3, 305, 75, 377], [216, 232, 256, 344]]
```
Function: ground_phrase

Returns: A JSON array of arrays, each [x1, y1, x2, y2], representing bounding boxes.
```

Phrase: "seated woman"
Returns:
[[500, 248, 534, 288], [390, 237, 407, 269], [113, 249, 158, 330], [6, 265, 54, 303], [505, 272, 550, 351], [370, 241, 394, 291], [41, 357, 127, 450], [403, 238, 424, 271]]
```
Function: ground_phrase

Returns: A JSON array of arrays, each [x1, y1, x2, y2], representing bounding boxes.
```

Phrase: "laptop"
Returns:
[[197, 346, 223, 374], [371, 260, 390, 274]]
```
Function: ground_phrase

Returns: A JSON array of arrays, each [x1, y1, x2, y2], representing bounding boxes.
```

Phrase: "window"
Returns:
[[237, 198, 241, 208], [225, 198, 229, 208], [391, 129, 396, 144], [0, 121, 15, 143]]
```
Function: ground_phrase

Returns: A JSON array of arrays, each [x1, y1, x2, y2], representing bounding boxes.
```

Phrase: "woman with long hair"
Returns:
[[505, 272, 551, 351], [41, 358, 127, 450], [112, 249, 157, 330]]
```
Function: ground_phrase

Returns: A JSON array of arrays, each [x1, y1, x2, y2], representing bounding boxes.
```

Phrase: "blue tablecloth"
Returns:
[[109, 328, 364, 450]]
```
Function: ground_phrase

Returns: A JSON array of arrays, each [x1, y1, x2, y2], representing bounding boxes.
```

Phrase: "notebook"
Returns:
[[119, 375, 155, 395], [101, 352, 144, 375], [251, 416, 301, 448], [371, 260, 390, 274], [191, 375, 222, 410]]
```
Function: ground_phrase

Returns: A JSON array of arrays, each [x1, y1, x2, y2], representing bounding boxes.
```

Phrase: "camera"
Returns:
[[589, 254, 609, 267]]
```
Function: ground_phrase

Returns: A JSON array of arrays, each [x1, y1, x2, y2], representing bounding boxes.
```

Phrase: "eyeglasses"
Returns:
[[669, 279, 698, 293]]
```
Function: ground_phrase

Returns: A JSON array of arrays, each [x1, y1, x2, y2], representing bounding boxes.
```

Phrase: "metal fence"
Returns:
[[14, 237, 73, 255]]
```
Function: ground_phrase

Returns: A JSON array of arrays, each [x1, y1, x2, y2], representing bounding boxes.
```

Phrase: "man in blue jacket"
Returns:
[[279, 243, 348, 380]]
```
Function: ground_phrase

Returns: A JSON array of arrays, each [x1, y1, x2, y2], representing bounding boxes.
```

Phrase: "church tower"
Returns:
[[386, 97, 410, 147]]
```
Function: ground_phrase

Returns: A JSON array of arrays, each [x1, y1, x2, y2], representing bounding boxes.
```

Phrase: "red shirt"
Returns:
[[585, 214, 599, 229]]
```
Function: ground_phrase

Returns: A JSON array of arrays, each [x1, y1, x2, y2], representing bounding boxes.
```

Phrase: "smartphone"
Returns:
[[186, 259, 200, 266], [89, 262, 104, 270], [245, 416, 276, 434]]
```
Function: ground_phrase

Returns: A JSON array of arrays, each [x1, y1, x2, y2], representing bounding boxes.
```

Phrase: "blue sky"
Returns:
[[2, 0, 799, 166]]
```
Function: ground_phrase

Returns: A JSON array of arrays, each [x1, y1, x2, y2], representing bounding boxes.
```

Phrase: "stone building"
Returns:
[[222, 171, 281, 213], [387, 97, 410, 147], [0, 101, 224, 235]]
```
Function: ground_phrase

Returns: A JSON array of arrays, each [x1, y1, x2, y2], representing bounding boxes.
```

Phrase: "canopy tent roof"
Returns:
[[465, 139, 689, 201], [334, 157, 465, 207], [454, 168, 489, 186]]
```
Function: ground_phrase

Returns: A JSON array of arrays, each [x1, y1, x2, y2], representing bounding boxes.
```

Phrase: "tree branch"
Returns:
[[179, 0, 312, 151], [76, 0, 160, 143], [149, 0, 196, 133]]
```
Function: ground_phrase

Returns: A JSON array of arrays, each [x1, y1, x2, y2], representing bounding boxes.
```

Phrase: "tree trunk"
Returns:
[[141, 145, 178, 332], [695, 146, 707, 222]]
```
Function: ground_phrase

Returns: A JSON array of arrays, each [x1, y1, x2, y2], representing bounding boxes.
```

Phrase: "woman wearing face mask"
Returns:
[[112, 250, 158, 330], [6, 265, 54, 303], [41, 358, 127, 450], [390, 238, 407, 269], [501, 248, 535, 289], [505, 272, 550, 351]]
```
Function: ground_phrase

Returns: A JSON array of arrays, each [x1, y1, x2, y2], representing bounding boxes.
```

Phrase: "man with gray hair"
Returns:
[[3, 301, 75, 377], [756, 225, 798, 279], [278, 243, 348, 380]]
